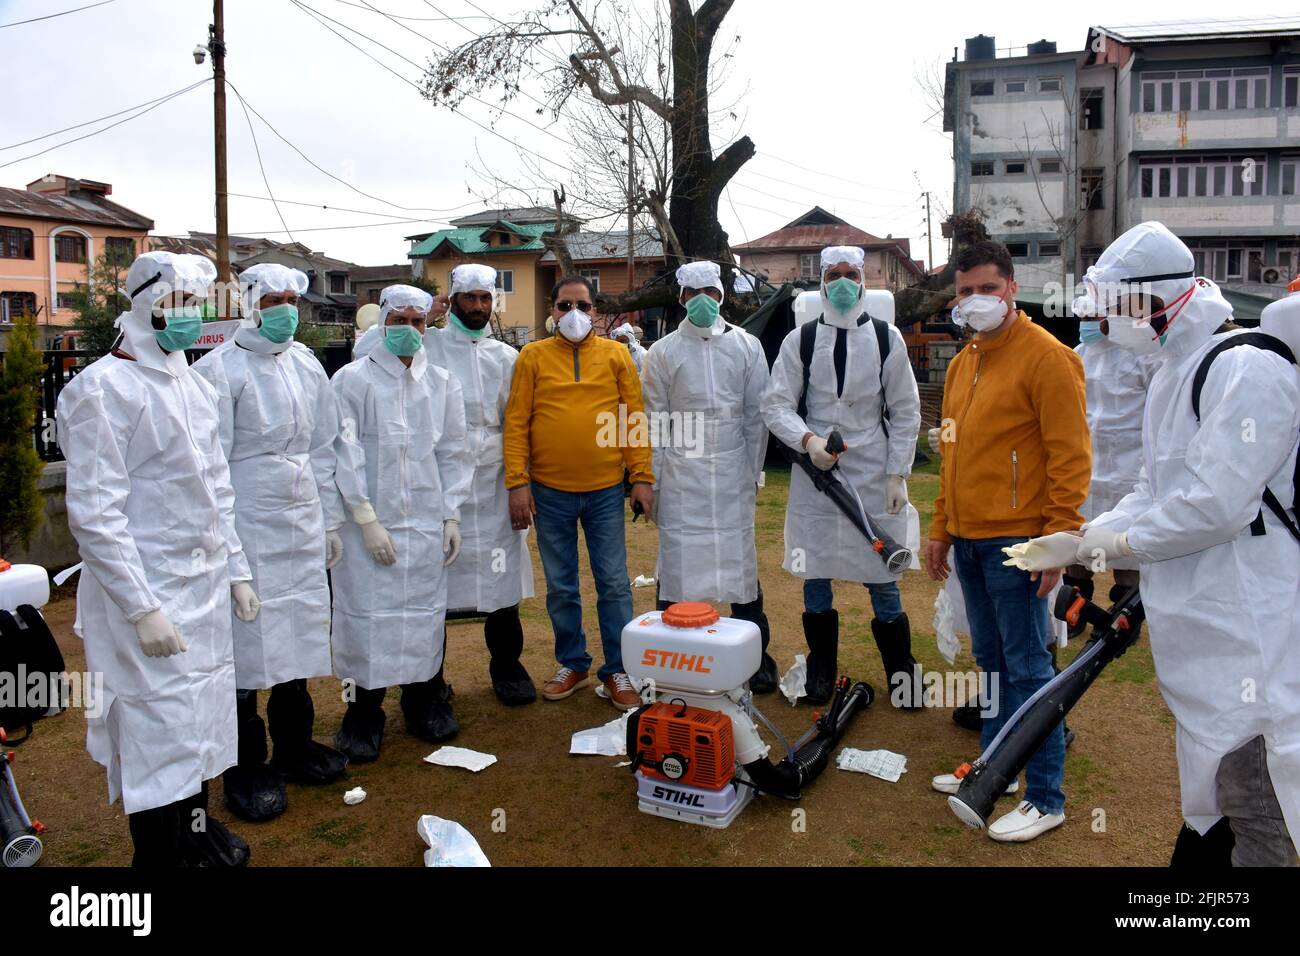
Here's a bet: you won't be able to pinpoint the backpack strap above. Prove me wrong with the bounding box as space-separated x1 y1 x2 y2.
1191 332 1300 543
872 316 892 440
796 318 819 421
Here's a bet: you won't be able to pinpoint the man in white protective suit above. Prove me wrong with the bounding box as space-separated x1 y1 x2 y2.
330 285 473 761
641 260 777 691
425 263 537 706
762 246 923 708
193 263 349 823
610 321 648 373
1006 221 1300 866
56 251 257 866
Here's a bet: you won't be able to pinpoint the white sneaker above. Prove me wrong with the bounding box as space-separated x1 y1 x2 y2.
931 773 1019 796
987 800 1065 843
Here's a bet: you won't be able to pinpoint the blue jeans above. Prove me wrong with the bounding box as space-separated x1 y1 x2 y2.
803 579 903 622
531 481 632 680
952 536 1065 815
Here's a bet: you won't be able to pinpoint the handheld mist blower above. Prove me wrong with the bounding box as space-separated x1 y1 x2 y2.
0 727 44 867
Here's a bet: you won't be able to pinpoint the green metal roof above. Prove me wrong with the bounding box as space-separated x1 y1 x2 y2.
407 222 552 258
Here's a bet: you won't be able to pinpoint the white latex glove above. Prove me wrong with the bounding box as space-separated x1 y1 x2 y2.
443 518 461 567
135 609 187 658
886 475 908 515
927 427 942 455
805 434 839 471
1001 532 1082 572
325 529 344 570
1074 527 1132 567
360 519 396 566
232 581 260 623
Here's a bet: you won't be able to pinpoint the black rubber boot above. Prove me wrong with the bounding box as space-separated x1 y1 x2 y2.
268 679 348 784
802 609 838 705
871 613 924 710
335 685 387 763
181 782 250 867
223 689 288 821
128 801 182 867
952 703 982 731
734 586 778 694
485 606 536 706
401 670 459 743
1062 573 1095 639
1170 818 1235 868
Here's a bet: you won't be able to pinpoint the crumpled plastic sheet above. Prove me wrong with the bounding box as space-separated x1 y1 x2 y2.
570 712 631 756
836 747 908 782
422 746 497 772
343 786 367 805
933 586 961 666
779 654 807 706
632 574 656 588
417 815 490 867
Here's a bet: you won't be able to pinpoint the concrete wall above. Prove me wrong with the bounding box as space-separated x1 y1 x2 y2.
3 461 80 573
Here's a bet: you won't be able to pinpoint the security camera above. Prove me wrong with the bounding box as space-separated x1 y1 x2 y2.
193 44 208 65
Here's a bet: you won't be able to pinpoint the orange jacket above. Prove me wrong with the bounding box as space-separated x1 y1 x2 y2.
931 312 1091 543
504 332 654 492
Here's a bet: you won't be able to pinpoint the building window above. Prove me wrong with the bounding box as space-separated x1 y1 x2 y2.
1005 242 1029 258
1039 241 1062 257
1038 159 1062 174
1 226 34 260
1139 155 1265 198
1005 80 1025 94
368 289 380 304
54 233 87 263
1 291 38 319
1039 77 1061 93
1141 67 1269 113
329 273 347 294
971 160 994 177
1287 68 1299 109
1189 242 1265 283
1079 88 1104 130
578 268 601 293
495 269 514 294
105 236 134 265
56 292 80 310
1004 160 1026 175
1079 244 1103 272
1283 158 1298 196
1080 168 1104 210
799 253 819 278
970 80 994 97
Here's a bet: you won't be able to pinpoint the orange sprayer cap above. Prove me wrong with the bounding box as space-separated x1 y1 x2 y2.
661 602 720 629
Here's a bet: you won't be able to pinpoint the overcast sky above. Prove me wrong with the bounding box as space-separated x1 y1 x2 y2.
0 0 1253 270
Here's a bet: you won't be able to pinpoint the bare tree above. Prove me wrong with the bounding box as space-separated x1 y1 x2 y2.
421 0 751 312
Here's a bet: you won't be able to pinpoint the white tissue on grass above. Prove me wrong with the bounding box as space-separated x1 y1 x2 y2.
632 574 656 587
417 815 490 867
343 786 367 805
570 712 631 756
836 748 908 782
933 587 960 666
779 654 807 706
423 746 497 772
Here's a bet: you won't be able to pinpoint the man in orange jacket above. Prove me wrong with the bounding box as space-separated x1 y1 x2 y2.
924 241 1091 843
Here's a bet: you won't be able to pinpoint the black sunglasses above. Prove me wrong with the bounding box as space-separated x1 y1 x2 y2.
555 300 593 313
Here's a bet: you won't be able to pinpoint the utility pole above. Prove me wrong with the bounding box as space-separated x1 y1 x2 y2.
924 190 934 272
626 106 636 294
211 0 231 312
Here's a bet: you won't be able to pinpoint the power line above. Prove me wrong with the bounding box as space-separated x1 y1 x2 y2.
0 0 115 29
0 79 211 170
232 89 295 245
752 151 928 196
0 81 212 152
329 0 491 21
228 191 481 221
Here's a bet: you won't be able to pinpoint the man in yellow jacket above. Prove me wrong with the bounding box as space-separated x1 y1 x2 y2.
504 275 654 710
925 241 1091 843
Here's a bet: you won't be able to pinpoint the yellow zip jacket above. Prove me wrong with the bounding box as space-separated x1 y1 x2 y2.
931 311 1091 542
504 332 654 492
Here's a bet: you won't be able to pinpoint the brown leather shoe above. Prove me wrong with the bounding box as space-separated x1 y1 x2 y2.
541 667 591 701
603 672 641 711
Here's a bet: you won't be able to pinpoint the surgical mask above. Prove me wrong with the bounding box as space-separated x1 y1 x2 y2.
1105 317 1164 354
384 324 424 357
154 306 204 352
685 293 721 327
257 303 299 343
557 309 591 342
825 277 861 313
953 294 1008 332
1078 320 1104 345
450 312 487 339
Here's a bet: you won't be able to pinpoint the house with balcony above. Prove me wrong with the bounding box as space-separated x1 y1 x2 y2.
0 174 152 344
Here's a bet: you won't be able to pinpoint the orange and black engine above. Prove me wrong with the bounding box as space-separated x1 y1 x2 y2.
627 702 735 791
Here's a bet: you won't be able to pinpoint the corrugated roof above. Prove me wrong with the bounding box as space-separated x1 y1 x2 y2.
408 223 552 258
449 206 567 227
539 231 664 262
0 185 153 230
1094 15 1300 43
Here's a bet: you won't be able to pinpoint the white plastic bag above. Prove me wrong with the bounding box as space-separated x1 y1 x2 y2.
570 712 631 756
779 654 807 706
423 746 497 772
836 747 908 782
417 815 490 867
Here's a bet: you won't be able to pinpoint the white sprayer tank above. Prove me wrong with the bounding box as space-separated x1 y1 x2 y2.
623 603 760 697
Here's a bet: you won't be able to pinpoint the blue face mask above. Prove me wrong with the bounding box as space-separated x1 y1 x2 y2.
384 324 424 357
684 293 721 327
154 306 204 352
1078 320 1104 345
257 303 299 343
825 277 861 313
